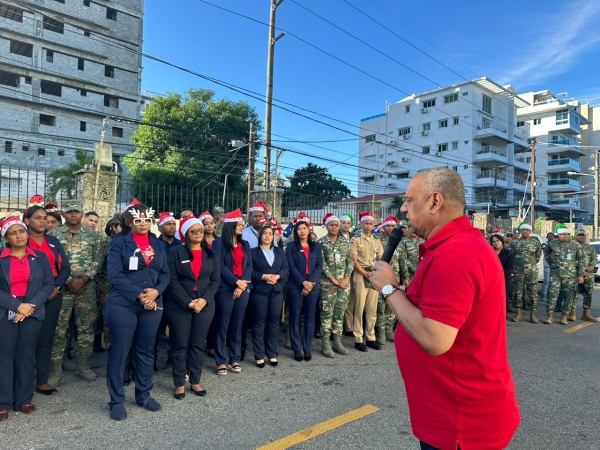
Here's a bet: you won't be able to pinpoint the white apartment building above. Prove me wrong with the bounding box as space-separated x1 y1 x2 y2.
357 77 531 216
517 91 589 221
579 103 600 222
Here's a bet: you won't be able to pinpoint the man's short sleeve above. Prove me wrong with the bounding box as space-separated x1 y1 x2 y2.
419 250 478 329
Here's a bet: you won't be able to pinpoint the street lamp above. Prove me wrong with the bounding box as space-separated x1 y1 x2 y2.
568 167 598 239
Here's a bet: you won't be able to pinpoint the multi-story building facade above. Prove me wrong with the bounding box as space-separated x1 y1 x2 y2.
517 91 589 221
0 0 143 201
579 104 600 223
357 77 530 216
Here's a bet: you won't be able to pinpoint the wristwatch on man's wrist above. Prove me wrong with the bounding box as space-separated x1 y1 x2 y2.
381 284 400 299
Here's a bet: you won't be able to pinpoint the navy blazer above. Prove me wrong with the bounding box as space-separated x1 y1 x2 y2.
107 233 170 307
28 234 71 288
286 241 323 288
167 245 220 310
0 250 55 321
251 246 289 294
212 238 253 293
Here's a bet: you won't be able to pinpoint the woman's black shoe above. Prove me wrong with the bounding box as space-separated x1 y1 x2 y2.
190 386 207 397
123 377 131 386
173 389 185 400
269 359 278 367
303 352 312 362
256 360 265 368
35 387 57 396
294 351 303 361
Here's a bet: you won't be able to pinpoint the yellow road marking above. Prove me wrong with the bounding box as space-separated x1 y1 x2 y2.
564 320 599 334
256 404 380 450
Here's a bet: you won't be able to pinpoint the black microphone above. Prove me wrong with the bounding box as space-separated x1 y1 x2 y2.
381 228 403 263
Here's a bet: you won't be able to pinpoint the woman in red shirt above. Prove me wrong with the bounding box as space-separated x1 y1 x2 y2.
166 217 220 399
0 216 54 422
24 204 71 396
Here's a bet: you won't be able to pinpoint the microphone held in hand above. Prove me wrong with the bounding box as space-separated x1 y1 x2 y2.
381 228 404 263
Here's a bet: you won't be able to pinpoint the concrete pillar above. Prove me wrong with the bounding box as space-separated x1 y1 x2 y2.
251 186 284 221
74 169 118 229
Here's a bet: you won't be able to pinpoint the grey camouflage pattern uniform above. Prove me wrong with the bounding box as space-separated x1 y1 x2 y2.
511 238 542 310
576 241 596 311
376 234 410 331
544 239 584 313
401 237 424 279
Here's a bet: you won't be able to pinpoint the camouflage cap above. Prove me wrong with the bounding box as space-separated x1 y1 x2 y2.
212 206 224 214
62 198 82 212
399 220 409 228
486 226 494 233
576 228 586 236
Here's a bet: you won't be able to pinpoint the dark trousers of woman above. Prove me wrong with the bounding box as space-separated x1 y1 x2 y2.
0 311 43 410
166 302 215 387
288 286 319 353
35 293 62 386
106 302 162 407
250 290 283 360
505 277 513 308
215 289 249 366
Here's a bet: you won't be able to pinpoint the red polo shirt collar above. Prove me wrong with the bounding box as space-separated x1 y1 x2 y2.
421 216 472 251
0 247 37 258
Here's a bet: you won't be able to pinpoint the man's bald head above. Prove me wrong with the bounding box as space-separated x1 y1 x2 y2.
415 167 465 210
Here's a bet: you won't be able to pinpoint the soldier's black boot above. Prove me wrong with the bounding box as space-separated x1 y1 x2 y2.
511 308 522 322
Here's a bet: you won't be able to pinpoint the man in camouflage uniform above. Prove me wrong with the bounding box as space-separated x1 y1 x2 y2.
574 229 598 322
543 224 585 325
318 214 353 357
511 222 542 323
376 217 410 345
213 206 225 237
401 230 424 280
94 233 111 351
48 199 106 386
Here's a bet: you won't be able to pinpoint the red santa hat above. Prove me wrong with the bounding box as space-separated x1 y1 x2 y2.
359 211 374 223
224 208 244 223
126 198 141 210
179 216 204 241
321 213 340 228
44 202 59 213
249 201 269 214
198 210 213 222
158 212 176 227
28 195 45 208
259 216 266 226
296 212 311 224
380 216 400 228
375 222 384 232
1 215 26 238
492 227 502 233
270 218 279 227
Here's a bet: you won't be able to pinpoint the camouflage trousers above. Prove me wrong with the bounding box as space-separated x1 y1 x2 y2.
376 297 396 332
95 272 112 348
546 270 576 314
319 281 350 337
577 274 595 310
513 269 539 310
51 281 97 361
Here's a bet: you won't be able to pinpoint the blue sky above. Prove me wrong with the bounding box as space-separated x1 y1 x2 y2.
141 0 600 195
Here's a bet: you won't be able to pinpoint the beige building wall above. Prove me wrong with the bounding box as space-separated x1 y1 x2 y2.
580 105 600 222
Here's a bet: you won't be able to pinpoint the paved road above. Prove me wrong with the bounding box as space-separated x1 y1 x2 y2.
3 295 600 449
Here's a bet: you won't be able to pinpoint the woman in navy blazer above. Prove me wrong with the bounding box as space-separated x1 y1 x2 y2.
250 226 288 367
0 217 54 421
166 217 220 399
212 208 252 375
106 205 170 421
24 204 71 396
286 220 323 362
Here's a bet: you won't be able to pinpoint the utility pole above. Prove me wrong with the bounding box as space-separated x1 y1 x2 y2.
530 142 536 226
264 0 286 190
595 149 599 239
247 122 255 216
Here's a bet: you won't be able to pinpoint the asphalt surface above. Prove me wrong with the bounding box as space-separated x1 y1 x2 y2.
2 291 600 450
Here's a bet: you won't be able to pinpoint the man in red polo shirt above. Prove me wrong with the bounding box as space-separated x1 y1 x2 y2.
370 167 520 450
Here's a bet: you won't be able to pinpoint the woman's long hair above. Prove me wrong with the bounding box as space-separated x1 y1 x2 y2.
293 221 315 250
221 221 243 255
184 229 213 258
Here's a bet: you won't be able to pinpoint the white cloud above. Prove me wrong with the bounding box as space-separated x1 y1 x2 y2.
496 0 600 87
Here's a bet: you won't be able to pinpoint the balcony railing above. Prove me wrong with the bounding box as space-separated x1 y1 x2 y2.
476 170 507 181
547 158 580 170
475 195 508 204
476 145 507 157
514 127 529 141
547 179 580 187
552 138 580 147
479 119 507 134
514 176 527 186
548 198 580 206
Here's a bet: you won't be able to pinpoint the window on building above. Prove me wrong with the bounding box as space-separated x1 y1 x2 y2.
41 80 62 97
453 116 459 126
422 146 430 155
0 69 20 87
112 127 123 138
104 95 119 108
83 30 91 37
105 65 115 78
533 118 541 125
80 89 87 96
363 176 375 183
24 76 31 85
482 95 492 114
0 5 24 22
438 119 448 128
80 121 87 132
43 16 64 34
54 0 65 4
517 120 525 127
444 93 458 104
22 143 29 151
365 134 376 143
9 40 33 57
395 172 409 179
556 109 568 125
422 99 436 108
464 164 469 169
452 141 458 150
452 166 458 172
84 0 90 6
38 147 45 156
58 149 65 156
39 114 56 126
4 141 13 153
398 126 411 137
78 58 85 70
405 105 410 113
46 50 54 63
438 143 448 152
422 123 430 131
106 7 117 21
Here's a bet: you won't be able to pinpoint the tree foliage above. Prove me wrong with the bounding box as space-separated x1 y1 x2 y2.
124 89 261 195
46 151 94 202
283 163 352 209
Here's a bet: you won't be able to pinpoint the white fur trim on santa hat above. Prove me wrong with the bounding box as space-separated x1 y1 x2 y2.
158 214 176 227
180 218 203 238
360 214 374 222
1 217 26 237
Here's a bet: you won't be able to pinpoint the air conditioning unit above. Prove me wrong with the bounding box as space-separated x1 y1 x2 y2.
403 134 410 140
386 160 397 166
421 107 428 113
402 157 409 163
387 183 396 188
421 130 428 136
435 152 442 157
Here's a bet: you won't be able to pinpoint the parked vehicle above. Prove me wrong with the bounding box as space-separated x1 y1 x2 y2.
587 241 600 280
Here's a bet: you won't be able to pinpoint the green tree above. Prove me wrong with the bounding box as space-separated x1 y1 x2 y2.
124 89 261 196
283 163 351 210
46 151 94 202
390 195 406 218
